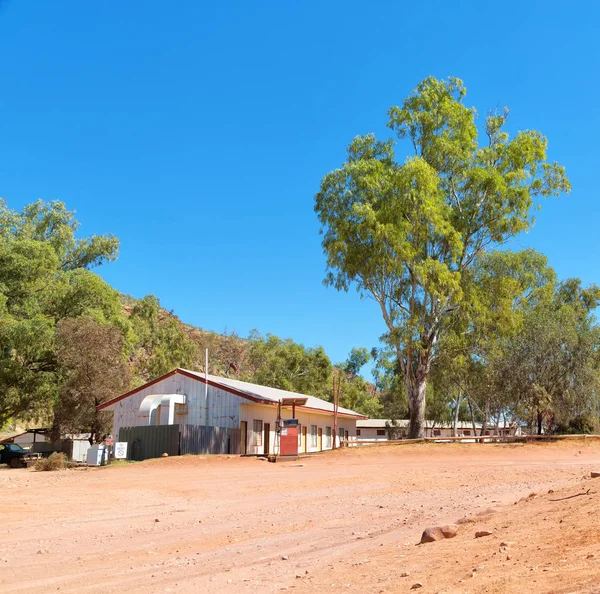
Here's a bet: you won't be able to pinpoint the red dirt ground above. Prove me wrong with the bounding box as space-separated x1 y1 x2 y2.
2 441 600 593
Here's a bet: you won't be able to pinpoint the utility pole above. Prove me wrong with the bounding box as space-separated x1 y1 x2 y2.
333 374 341 449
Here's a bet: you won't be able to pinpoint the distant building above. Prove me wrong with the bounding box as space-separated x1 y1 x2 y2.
356 419 522 441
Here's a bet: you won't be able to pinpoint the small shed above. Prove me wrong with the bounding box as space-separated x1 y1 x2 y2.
0 429 92 461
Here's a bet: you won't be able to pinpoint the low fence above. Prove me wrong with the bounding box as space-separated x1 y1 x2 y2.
119 425 180 461
345 433 600 447
118 424 241 461
180 425 240 455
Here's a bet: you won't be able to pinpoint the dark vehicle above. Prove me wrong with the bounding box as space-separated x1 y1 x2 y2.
0 443 41 468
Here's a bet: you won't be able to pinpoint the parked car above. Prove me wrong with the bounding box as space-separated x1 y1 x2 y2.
0 443 41 468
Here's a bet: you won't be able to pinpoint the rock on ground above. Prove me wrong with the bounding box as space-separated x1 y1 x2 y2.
420 524 459 543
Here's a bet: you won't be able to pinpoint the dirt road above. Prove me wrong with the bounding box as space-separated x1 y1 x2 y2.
2 441 600 593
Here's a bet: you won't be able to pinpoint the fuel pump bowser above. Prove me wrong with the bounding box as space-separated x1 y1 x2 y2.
279 418 299 456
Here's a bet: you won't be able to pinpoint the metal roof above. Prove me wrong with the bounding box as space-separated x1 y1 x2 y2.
181 370 365 418
98 368 366 418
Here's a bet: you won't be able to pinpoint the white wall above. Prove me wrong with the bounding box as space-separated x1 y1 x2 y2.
356 427 390 442
71 440 91 462
105 374 242 439
240 403 356 455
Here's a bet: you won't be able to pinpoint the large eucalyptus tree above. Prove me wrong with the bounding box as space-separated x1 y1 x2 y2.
315 77 570 437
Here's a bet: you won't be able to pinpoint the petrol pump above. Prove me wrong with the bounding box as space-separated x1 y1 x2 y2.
279 419 299 456
276 397 307 459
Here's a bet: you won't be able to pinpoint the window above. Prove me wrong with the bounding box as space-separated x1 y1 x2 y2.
310 425 318 448
464 430 471 436
376 429 386 436
325 427 332 448
434 429 441 436
298 424 302 446
356 429 361 436
253 420 263 446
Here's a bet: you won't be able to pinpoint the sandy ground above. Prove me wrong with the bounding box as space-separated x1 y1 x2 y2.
2 442 600 593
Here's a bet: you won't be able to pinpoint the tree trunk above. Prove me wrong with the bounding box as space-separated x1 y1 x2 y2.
407 377 427 439
452 392 461 437
50 415 61 443
537 410 543 435
480 402 489 437
467 398 477 436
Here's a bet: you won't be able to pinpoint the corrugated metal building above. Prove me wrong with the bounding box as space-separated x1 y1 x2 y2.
98 368 365 456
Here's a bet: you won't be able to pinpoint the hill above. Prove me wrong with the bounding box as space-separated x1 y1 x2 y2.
119 293 383 418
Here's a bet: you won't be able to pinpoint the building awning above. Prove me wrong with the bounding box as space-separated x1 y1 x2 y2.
280 398 308 406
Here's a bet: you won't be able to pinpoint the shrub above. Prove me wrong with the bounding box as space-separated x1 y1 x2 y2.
554 414 598 435
35 452 75 471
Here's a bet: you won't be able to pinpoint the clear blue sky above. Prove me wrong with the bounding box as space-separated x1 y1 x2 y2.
1 1 598 373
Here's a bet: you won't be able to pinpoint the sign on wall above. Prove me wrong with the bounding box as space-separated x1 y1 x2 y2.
114 442 128 459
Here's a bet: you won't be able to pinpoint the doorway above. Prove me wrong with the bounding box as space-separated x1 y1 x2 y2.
240 421 247 455
264 423 270 455
318 428 323 451
302 426 307 453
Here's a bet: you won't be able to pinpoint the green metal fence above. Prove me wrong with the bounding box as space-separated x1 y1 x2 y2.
119 425 180 461
118 424 241 460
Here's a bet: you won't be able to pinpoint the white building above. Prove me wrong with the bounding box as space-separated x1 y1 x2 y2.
356 418 521 440
98 368 365 456
356 419 483 440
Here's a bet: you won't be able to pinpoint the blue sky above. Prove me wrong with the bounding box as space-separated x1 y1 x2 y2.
0 1 598 373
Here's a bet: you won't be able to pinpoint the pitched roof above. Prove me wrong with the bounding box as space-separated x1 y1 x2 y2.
98 368 366 419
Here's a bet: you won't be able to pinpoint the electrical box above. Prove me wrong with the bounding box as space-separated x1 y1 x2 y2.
86 444 108 466
280 419 299 457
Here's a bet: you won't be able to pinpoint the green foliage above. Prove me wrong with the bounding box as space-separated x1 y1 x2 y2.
55 316 130 443
344 347 371 376
315 76 569 437
425 382 454 429
246 331 332 398
554 413 598 435
335 370 383 418
495 279 600 434
129 295 199 382
0 200 124 429
371 348 408 420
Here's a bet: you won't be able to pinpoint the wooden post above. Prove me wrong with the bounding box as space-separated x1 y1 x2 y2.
333 376 337 450
333 375 340 449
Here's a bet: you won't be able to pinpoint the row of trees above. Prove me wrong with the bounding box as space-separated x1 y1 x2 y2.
372 251 600 435
0 199 380 441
